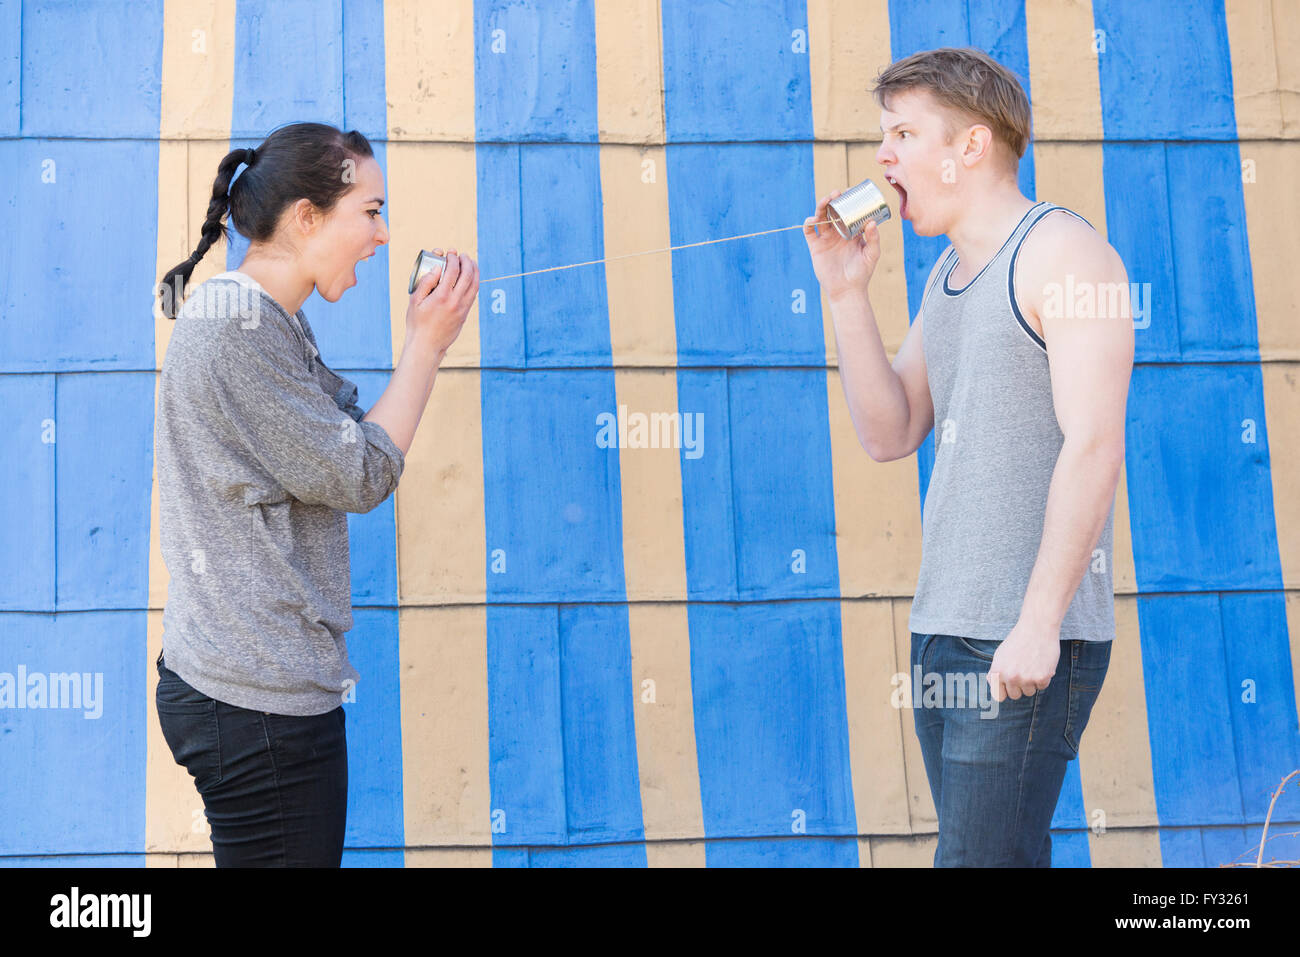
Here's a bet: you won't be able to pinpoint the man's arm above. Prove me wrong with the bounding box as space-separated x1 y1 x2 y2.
1017 214 1134 636
804 193 936 462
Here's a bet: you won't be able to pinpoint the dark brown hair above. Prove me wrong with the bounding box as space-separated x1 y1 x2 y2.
158 122 374 318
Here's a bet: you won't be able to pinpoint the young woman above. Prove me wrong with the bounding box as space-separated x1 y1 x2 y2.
153 122 479 866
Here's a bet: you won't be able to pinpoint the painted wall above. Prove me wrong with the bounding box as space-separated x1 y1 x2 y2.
1 0 1298 867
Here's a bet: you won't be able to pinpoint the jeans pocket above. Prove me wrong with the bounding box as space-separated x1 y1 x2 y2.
1063 640 1112 757
952 634 998 662
156 675 223 791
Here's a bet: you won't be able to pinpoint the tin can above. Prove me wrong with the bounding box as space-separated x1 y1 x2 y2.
408 249 447 294
826 179 891 239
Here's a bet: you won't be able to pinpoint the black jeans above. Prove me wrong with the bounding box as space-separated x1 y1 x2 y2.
155 652 348 867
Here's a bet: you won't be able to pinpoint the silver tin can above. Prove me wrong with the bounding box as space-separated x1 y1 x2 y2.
826 179 891 239
408 249 447 294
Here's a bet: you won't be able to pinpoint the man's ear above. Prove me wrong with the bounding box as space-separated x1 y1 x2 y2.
960 124 995 168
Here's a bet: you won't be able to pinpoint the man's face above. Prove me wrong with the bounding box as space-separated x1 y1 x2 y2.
875 88 967 237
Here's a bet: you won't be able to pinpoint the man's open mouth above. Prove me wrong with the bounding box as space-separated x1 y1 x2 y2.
886 174 909 218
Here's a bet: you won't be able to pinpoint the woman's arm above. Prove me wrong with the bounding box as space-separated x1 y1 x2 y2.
362 250 480 454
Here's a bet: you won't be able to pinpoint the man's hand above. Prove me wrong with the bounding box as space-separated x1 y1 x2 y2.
987 620 1061 702
803 190 882 299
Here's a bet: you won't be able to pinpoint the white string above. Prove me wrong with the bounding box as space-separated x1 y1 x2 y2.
474 219 835 284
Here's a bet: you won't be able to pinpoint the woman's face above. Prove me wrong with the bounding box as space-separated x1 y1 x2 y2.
306 156 389 302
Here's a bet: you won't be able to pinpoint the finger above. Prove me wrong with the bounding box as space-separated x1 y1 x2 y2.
437 251 462 291
803 214 819 240
414 263 442 300
451 253 474 292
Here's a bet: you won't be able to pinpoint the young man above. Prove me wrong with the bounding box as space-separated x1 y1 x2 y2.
803 48 1134 866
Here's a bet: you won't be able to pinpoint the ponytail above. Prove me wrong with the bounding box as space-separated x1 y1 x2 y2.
157 146 256 319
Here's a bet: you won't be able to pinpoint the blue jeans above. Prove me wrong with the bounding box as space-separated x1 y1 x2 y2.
909 633 1111 867
154 652 348 867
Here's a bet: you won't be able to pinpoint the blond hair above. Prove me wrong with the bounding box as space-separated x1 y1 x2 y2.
873 47 1032 168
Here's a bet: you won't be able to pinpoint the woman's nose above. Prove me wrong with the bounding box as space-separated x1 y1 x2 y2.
376 218 389 245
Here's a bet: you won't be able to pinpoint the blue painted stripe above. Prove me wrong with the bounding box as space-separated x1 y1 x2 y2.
344 371 398 606
20 0 162 137
342 848 406 867
488 605 566 845
1 140 159 371
968 0 1036 199
0 0 18 136
342 0 387 142
1198 825 1253 868
705 835 859 867
231 0 344 138
486 604 644 847
1046 829 1092 868
1218 592 1300 823
1166 143 1259 361
1124 365 1282 592
56 373 154 611
0 611 146 855
0 854 146 867
494 843 648 867
1157 826 1205 866
1092 0 1236 141
661 0 812 142
474 0 598 142
1050 756 1088 832
665 143 826 366
1100 144 1179 362
675 369 839 602
480 371 627 601
519 145 611 366
1136 594 1244 827
688 601 856 839
559 604 644 844
476 144 526 368
342 608 403 849
0 375 56 611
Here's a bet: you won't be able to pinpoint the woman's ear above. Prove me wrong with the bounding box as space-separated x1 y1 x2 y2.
291 196 320 236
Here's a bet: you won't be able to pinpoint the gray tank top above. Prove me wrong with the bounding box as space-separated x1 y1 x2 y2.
907 201 1116 643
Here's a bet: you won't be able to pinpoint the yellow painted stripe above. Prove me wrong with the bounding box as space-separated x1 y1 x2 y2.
146 0 237 860
399 606 491 847
807 0 893 142
1079 596 1161 829
1085 827 1163 867
627 604 705 856
1238 142 1300 362
594 0 664 144
1224 0 1286 140
891 597 936 834
1024 0 1103 141
866 833 937 866
405 848 493 867
598 130 703 860
840 599 910 836
383 0 476 142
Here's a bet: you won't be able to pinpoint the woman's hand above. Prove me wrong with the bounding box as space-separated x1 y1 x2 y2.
803 191 882 300
405 247 480 357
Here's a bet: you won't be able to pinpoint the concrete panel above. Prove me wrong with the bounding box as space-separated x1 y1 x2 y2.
840 599 911 835
158 0 236 140
399 606 490 847
600 145 677 367
807 0 892 142
396 368 486 605
384 0 475 142
1079 596 1160 829
628 603 703 841
1224 0 1286 139
0 375 55 611
1025 0 1103 141
1242 143 1300 361
661 0 812 142
593 0 663 144
384 143 480 368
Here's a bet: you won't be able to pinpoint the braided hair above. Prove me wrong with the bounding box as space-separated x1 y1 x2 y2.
158 123 374 318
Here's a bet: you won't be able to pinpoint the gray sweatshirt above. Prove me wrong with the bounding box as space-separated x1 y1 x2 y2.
156 270 405 715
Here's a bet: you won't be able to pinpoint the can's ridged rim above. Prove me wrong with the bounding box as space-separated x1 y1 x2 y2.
827 179 891 239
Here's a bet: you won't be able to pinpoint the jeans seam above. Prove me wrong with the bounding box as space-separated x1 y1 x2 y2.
1064 642 1081 755
260 713 289 868
1012 687 1044 857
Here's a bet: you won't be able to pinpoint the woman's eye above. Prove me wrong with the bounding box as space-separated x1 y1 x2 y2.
368 209 381 217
